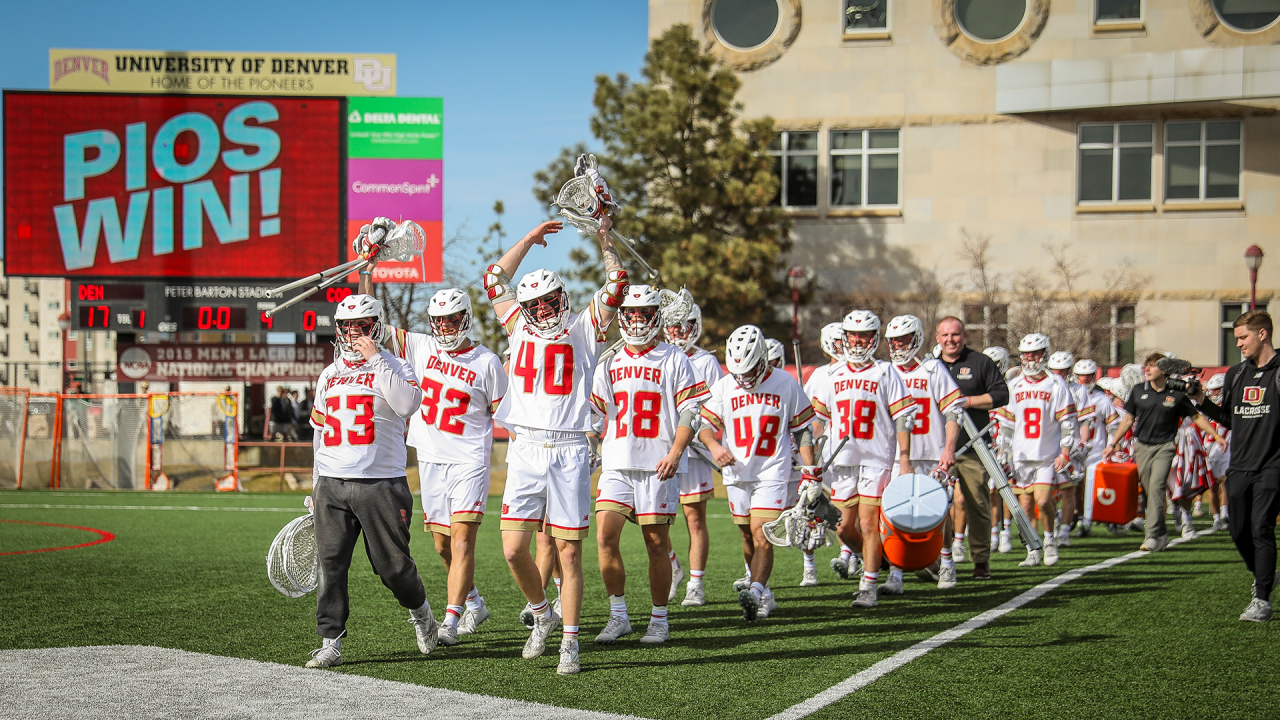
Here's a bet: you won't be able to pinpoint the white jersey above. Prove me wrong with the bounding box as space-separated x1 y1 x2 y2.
995 373 1077 464
1082 386 1119 465
591 343 709 472
494 301 608 433
700 368 814 485
810 360 916 470
385 327 507 466
1064 378 1096 442
311 352 423 479
893 359 965 462
685 346 724 464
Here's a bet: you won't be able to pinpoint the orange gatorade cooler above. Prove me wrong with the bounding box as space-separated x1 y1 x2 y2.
1093 462 1140 525
879 473 949 571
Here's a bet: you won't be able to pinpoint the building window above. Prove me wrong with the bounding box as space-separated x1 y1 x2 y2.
1091 304 1137 365
711 0 782 50
23 333 30 353
1222 302 1251 366
1078 123 1153 203
1096 0 1141 21
1213 0 1280 31
770 131 819 208
963 304 1009 350
23 305 30 324
47 301 60 310
1165 120 1242 201
830 130 900 207
844 0 888 31
955 0 1028 41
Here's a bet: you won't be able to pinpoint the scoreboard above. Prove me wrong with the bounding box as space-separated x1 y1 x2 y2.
70 280 355 334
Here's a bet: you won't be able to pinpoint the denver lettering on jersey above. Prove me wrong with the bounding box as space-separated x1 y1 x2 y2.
327 373 375 390
1015 389 1053 403
730 392 782 410
425 355 479 386
833 377 879 395
609 365 664 385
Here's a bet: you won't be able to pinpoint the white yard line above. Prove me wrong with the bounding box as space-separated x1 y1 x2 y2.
767 529 1214 720
0 503 302 512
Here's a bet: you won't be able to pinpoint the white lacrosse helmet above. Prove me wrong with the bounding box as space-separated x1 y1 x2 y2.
726 325 769 390
1073 358 1098 391
334 294 385 363
820 322 845 361
428 288 473 351
842 310 881 365
516 269 570 338
766 338 785 368
983 346 1010 375
1206 373 1226 403
1018 333 1051 376
619 284 662 346
884 315 924 365
663 302 702 351
1047 351 1076 373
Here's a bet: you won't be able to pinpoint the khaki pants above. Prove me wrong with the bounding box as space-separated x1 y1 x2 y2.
1135 441 1176 541
954 453 992 564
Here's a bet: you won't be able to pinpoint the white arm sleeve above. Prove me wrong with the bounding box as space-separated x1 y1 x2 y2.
368 352 423 418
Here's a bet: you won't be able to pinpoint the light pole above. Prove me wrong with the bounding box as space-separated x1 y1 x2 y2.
57 311 71 392
786 265 808 342
1245 245 1265 311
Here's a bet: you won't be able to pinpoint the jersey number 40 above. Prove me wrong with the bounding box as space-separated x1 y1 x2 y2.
514 342 574 395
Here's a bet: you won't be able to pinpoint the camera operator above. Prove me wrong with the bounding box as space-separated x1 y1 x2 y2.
1106 354 1225 553
1192 310 1280 623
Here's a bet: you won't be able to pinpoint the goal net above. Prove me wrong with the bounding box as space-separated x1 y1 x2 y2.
0 388 29 488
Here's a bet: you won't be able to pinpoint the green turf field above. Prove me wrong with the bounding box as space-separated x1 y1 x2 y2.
0 489 1275 720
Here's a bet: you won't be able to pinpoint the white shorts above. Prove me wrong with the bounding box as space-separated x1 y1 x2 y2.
830 465 892 507
500 430 592 540
1012 460 1056 493
419 461 489 535
911 460 939 476
678 456 716 505
726 477 791 526
596 469 679 525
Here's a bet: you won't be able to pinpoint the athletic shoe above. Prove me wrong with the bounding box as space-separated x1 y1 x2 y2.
639 621 670 644
520 603 536 630
557 638 580 675
758 593 779 619
522 608 561 659
1044 540 1060 567
830 556 852 580
881 574 904 595
1240 598 1273 622
1106 523 1128 536
916 559 940 582
738 589 760 621
1172 514 1184 534
801 566 819 587
732 575 752 592
1212 517 1228 532
682 583 706 607
409 606 439 655
1057 528 1071 547
1192 503 1204 518
458 604 490 635
1139 537 1157 551
951 540 967 563
938 564 958 589
1127 517 1145 532
1019 549 1041 567
998 530 1013 554
436 623 458 647
305 639 342 668
669 565 685 604
852 583 878 609
1182 520 1197 540
1077 519 1093 538
594 614 633 644
1152 535 1169 552
972 562 992 580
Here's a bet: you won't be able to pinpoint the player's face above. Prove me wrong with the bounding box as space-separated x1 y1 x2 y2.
1050 367 1068 377
887 335 915 358
1208 388 1224 404
621 306 658 334
846 330 876 351
338 317 377 343
1144 361 1165 382
666 321 692 341
520 290 566 326
1075 373 1095 387
1020 349 1045 369
430 310 468 337
936 319 965 357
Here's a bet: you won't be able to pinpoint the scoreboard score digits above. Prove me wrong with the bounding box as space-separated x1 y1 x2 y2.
71 281 354 334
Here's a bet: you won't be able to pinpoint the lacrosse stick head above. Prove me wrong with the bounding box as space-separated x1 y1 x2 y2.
660 289 700 350
351 220 427 263
266 499 318 598
1119 363 1144 401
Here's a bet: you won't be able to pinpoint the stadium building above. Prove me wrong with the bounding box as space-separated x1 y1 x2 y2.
650 0 1279 367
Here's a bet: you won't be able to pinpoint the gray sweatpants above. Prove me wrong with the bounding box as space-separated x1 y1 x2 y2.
314 475 426 639
1135 441 1176 541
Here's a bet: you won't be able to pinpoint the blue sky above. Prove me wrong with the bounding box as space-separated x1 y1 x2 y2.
0 0 649 279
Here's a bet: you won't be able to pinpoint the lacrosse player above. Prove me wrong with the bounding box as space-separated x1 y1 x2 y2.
1202 373 1231 531
591 285 707 644
1073 359 1120 536
482 217 626 675
884 315 966 589
809 323 865 581
358 264 506 647
995 334 1076 568
305 293 432 669
663 299 724 607
699 325 816 621
1047 351 1096 546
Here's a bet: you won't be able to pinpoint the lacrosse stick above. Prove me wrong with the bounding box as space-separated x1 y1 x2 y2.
763 482 841 550
552 154 660 282
267 496 319 598
952 419 996 460
792 338 803 375
265 220 427 318
956 412 1043 551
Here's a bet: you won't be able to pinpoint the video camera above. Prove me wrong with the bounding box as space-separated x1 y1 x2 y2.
1156 357 1202 395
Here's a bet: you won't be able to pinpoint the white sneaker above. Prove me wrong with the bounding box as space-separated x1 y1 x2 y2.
458 604 490 635
1057 528 1071 547
801 566 819 587
436 623 458 647
639 621 670 644
738 589 760 621
758 593 779 619
669 564 685 604
1043 540 1060 567
557 638 580 675
1212 517 1228 531
523 608 561 659
682 583 706 607
732 575 752 592
1182 520 1197 540
1019 549 1041 567
594 614 633 644
305 639 342 668
881 573 904 595
1241 598 1273 622
830 556 852 580
520 603 535 630
951 540 967 563
937 564 958 589
998 530 1013 554
409 606 439 655
852 582 878 608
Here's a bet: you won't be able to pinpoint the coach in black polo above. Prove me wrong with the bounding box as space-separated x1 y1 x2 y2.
1107 353 1223 552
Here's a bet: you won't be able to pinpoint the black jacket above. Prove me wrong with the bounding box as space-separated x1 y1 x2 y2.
1198 352 1280 473
940 346 1010 444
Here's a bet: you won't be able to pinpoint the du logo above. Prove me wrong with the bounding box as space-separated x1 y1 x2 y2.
1245 386 1266 405
1096 488 1116 506
352 57 392 92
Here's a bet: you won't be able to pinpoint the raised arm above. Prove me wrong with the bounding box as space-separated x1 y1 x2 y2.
593 216 625 329
483 221 564 320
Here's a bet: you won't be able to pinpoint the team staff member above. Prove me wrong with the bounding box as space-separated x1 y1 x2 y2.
935 317 1008 580
1193 310 1280 622
1106 354 1225 553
